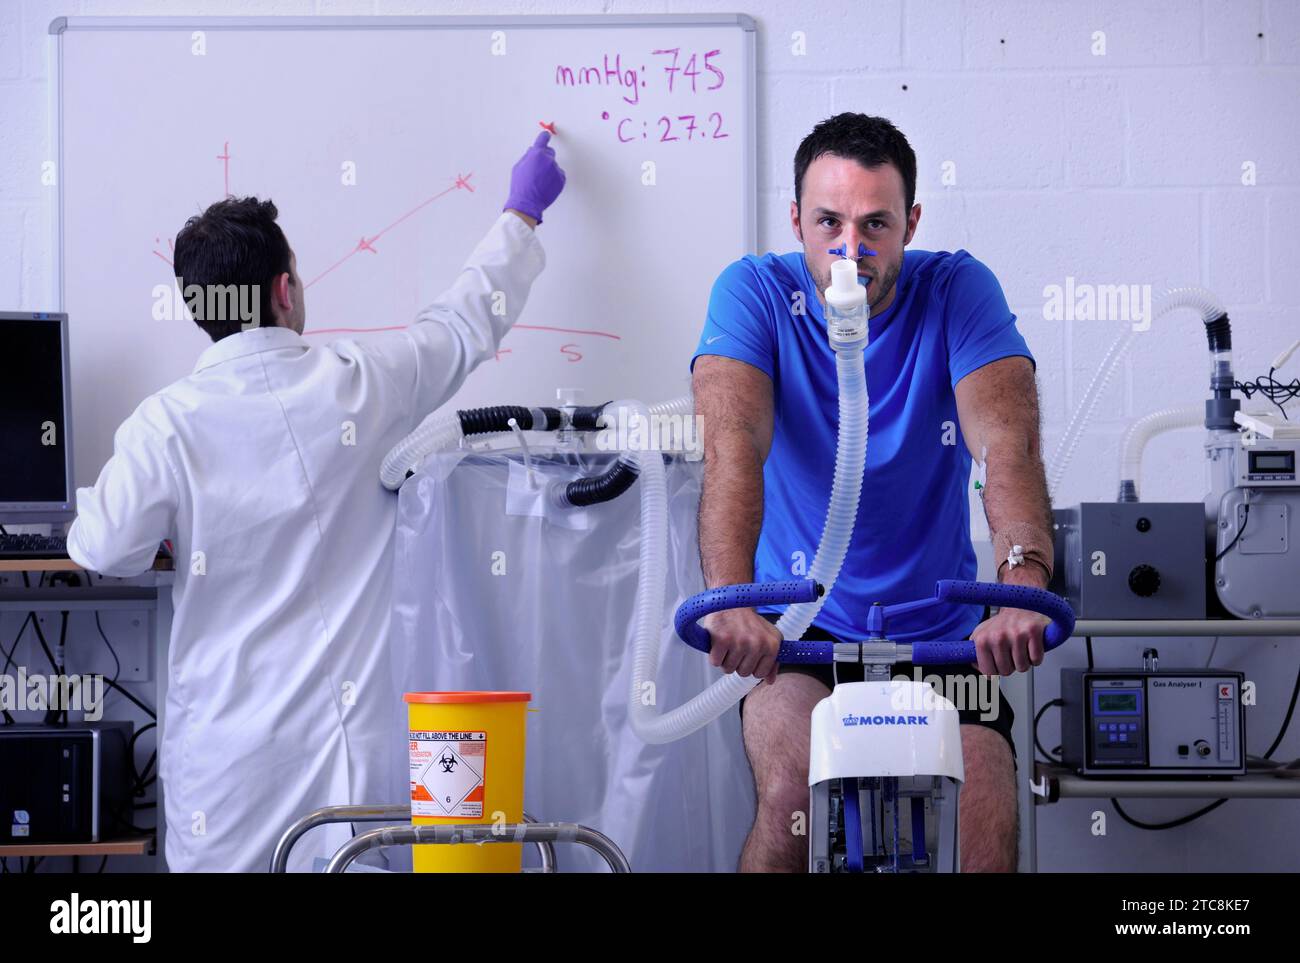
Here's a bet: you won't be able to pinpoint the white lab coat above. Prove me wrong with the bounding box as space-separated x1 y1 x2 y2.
67 213 545 872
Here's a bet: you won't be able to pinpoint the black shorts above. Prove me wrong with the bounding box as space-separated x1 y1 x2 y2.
746 609 1017 766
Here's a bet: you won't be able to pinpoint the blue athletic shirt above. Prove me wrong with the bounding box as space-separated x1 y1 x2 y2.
691 248 1034 644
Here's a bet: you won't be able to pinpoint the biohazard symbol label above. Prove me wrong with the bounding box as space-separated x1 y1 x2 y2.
419 744 483 814
409 730 486 818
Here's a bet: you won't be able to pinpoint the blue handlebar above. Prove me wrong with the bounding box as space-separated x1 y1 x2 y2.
909 580 1075 665
674 579 830 663
673 578 1075 668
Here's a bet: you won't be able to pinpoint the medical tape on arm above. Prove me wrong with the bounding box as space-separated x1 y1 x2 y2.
992 523 1054 584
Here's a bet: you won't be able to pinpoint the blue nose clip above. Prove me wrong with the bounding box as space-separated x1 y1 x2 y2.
827 243 878 258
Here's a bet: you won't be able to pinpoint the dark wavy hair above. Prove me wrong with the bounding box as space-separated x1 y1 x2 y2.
172 196 291 341
794 113 918 214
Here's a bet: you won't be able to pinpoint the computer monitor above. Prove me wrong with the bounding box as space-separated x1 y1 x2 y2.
0 312 75 525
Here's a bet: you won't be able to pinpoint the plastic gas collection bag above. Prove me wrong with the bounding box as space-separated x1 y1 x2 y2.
389 446 755 871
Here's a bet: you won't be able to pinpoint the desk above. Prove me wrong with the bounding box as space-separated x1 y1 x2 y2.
0 556 174 574
0 837 155 858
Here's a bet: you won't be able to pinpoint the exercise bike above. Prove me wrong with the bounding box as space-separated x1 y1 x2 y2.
675 578 1075 872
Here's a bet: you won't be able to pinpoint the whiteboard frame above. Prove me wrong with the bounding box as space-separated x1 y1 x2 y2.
49 14 759 313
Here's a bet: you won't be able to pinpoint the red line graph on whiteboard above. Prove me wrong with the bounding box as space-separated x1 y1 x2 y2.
305 322 621 340
151 141 478 288
152 236 175 268
304 171 476 289
303 322 622 365
149 144 619 361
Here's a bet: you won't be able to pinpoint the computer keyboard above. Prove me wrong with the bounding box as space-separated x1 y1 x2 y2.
0 532 70 559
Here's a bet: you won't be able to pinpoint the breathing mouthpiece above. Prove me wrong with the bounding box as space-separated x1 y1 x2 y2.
826 257 867 312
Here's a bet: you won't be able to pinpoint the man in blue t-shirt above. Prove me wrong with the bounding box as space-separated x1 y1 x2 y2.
691 113 1055 872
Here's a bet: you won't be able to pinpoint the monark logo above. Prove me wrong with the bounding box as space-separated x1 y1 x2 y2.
842 713 929 727
49 893 151 943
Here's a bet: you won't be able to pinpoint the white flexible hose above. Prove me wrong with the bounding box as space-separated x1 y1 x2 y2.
648 395 695 418
1048 286 1226 501
627 342 869 744
1118 405 1204 500
380 411 463 490
773 348 869 641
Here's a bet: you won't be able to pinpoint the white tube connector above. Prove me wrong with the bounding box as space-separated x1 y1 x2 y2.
824 258 869 347
1271 339 1300 373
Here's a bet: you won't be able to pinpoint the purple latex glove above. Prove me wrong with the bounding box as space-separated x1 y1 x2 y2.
503 130 566 225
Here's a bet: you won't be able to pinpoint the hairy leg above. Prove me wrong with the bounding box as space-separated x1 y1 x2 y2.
957 724 1018 872
739 671 831 872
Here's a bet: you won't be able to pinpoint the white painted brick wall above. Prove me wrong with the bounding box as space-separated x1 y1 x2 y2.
0 0 1297 872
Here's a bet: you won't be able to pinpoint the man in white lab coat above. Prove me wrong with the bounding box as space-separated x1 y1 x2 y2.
67 132 566 872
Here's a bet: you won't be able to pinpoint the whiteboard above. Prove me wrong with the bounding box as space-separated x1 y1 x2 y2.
54 15 755 486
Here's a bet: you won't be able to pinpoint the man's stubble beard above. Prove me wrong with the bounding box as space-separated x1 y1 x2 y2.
808 255 901 315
